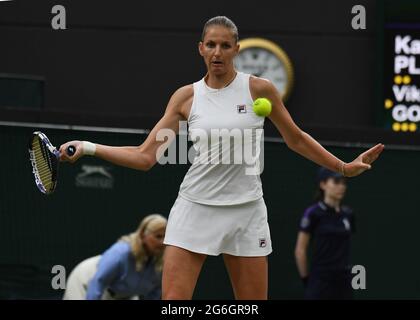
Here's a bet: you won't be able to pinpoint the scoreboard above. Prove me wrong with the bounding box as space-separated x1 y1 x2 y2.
382 1 420 133
383 25 420 133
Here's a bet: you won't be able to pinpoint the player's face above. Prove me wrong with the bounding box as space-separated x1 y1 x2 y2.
142 227 166 256
199 26 239 76
321 177 347 201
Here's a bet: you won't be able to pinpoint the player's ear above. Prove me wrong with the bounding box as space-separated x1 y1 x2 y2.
198 42 204 57
234 42 240 55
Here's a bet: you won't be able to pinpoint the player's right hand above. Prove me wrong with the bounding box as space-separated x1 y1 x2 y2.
59 140 83 163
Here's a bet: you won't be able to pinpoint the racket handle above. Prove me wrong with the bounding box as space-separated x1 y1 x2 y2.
66 145 76 156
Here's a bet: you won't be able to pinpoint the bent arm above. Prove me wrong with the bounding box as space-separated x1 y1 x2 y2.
256 79 344 173
250 77 384 176
86 251 122 300
93 111 183 171
59 85 193 171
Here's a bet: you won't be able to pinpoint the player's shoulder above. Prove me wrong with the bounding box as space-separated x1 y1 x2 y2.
166 84 194 117
172 84 194 101
249 75 276 96
175 84 194 95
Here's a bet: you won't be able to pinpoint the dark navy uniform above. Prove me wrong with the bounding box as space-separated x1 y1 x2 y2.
299 201 355 300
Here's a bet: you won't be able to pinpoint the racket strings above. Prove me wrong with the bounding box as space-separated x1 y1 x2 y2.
31 139 54 191
33 151 52 181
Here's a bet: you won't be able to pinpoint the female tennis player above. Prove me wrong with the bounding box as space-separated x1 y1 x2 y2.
59 16 384 299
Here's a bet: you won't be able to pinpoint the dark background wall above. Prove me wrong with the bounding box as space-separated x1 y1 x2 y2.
0 0 386 139
0 125 417 299
1 0 420 299
1 0 419 144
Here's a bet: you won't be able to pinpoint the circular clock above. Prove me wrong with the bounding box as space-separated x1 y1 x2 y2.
234 38 294 101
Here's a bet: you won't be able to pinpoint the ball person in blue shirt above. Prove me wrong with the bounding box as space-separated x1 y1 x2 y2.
63 214 167 300
295 168 355 300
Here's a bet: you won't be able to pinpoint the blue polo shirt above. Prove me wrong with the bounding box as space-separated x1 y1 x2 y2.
299 201 355 273
86 242 162 300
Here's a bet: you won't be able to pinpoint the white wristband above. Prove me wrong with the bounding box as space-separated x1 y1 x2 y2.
82 141 96 156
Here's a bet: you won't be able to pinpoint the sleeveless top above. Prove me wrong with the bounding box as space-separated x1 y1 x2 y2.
178 72 265 205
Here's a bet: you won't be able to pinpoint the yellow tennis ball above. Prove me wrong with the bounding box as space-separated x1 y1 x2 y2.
253 98 272 117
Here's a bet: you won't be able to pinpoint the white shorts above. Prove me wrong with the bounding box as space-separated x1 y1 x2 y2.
164 196 272 256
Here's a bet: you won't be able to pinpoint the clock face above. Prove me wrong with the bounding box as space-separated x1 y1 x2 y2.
234 38 294 101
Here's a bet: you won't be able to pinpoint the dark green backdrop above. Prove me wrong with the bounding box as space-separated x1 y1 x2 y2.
0 125 417 299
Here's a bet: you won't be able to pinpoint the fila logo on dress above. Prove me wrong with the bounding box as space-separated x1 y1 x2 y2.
237 105 247 114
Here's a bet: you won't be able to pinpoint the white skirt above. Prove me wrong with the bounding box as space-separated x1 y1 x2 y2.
164 195 272 256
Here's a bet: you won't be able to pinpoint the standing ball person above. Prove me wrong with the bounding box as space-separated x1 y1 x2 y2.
59 16 384 299
295 168 355 300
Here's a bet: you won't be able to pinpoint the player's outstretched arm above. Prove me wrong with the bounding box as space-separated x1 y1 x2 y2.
59 85 193 171
251 77 384 177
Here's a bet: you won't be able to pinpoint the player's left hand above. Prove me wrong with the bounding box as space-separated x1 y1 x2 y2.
344 143 385 177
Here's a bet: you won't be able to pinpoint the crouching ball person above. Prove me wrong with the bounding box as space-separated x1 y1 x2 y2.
59 16 384 299
63 214 167 300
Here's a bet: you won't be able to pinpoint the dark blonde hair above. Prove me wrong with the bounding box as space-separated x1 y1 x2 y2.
119 214 167 273
201 16 239 43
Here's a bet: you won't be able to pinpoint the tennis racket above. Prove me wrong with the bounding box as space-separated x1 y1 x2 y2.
28 131 75 195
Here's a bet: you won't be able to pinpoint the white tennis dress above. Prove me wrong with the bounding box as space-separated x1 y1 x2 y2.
164 72 272 256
